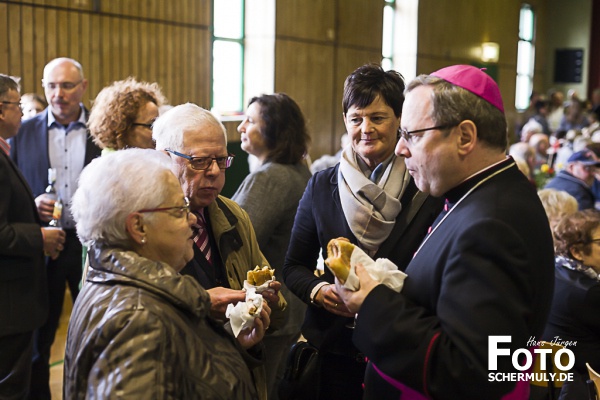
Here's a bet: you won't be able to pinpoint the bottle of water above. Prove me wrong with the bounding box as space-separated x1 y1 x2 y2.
49 197 62 227
45 168 57 201
46 168 61 227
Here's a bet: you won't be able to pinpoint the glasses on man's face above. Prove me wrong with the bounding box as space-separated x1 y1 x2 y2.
0 101 23 112
138 197 190 219
398 124 456 143
165 148 235 171
42 81 82 91
131 121 154 130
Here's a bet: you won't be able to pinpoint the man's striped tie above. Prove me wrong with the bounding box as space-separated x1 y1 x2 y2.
193 211 212 264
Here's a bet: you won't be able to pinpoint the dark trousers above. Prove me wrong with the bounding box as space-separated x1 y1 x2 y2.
319 352 366 400
0 332 34 400
28 232 81 400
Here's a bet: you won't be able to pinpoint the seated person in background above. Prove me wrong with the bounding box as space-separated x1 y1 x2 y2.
586 105 600 141
545 150 600 210
20 93 47 120
520 118 544 143
233 92 312 399
64 148 270 398
547 89 565 133
537 188 578 232
508 141 535 182
558 98 589 133
88 76 166 153
529 132 550 169
529 98 551 135
543 209 600 400
310 133 350 174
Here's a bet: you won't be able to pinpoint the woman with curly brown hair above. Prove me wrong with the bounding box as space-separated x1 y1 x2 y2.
88 77 167 152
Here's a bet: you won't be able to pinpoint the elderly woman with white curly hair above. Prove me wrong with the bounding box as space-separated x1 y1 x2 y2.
63 148 270 399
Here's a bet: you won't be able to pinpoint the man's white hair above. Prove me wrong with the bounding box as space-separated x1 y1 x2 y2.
152 102 227 152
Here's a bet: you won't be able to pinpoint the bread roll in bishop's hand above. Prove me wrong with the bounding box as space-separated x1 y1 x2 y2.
324 237 356 284
247 266 275 286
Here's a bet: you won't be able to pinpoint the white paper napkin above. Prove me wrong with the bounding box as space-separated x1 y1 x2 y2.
344 246 407 293
225 288 264 337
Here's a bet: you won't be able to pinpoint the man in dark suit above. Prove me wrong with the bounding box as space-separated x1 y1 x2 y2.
9 58 101 399
0 75 65 399
337 65 555 399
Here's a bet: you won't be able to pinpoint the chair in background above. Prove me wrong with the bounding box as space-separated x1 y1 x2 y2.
587 363 600 400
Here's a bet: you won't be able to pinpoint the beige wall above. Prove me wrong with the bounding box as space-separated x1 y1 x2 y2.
0 0 593 160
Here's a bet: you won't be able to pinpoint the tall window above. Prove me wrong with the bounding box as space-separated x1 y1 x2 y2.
212 0 244 114
515 4 536 111
382 0 395 71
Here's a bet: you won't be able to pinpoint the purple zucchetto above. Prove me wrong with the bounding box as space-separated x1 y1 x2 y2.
431 65 505 114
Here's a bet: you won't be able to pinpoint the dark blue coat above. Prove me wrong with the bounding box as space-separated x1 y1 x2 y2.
283 164 443 355
545 170 594 210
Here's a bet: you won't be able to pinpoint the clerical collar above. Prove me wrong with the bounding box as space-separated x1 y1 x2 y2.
444 157 514 205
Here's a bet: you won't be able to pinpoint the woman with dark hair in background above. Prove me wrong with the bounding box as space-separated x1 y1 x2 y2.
233 93 312 400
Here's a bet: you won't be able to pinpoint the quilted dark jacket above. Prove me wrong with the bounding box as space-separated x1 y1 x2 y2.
63 246 260 399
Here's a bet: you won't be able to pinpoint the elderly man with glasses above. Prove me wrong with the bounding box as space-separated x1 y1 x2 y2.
8 57 101 399
153 103 286 400
545 150 600 210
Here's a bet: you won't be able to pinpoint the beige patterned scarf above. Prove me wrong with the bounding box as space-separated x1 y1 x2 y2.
338 146 410 254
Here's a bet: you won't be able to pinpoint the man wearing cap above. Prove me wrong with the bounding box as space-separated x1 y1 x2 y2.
336 65 554 399
544 150 600 210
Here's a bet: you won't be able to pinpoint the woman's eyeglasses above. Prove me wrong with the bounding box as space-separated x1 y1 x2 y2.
138 197 190 219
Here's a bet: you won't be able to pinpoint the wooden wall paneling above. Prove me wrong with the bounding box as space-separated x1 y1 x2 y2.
331 47 385 152
275 39 335 159
55 10 69 58
196 29 211 107
45 6 57 62
337 0 383 49
87 14 101 106
140 20 154 85
0 3 8 73
181 27 192 105
100 15 111 87
171 25 182 104
68 7 81 62
197 0 211 26
276 0 335 42
33 5 46 83
79 11 90 95
21 5 35 93
121 13 132 80
129 17 140 81
111 14 122 80
156 20 168 99
8 5 22 78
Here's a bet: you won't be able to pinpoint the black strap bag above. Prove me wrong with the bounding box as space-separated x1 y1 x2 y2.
278 340 321 400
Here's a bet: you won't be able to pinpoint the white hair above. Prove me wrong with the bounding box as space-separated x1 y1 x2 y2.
71 149 173 247
152 102 227 151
